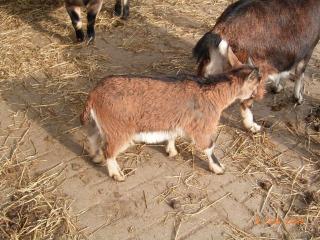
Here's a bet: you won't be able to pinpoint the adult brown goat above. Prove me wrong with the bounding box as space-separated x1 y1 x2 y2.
193 0 320 132
65 0 129 42
80 65 261 181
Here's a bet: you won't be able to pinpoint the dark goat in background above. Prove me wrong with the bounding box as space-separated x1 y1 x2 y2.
65 0 129 42
193 0 320 132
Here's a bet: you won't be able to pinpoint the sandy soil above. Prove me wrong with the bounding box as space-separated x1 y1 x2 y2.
0 0 319 239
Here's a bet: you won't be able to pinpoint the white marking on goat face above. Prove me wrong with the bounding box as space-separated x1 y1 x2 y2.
203 39 231 77
218 39 228 56
204 50 227 77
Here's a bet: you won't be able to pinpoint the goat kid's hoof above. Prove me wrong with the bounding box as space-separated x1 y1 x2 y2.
112 172 125 182
249 123 262 133
108 165 125 182
166 148 178 158
109 170 125 182
209 163 225 175
92 155 104 164
168 151 178 158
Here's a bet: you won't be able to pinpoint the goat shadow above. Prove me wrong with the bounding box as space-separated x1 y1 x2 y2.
0 0 215 173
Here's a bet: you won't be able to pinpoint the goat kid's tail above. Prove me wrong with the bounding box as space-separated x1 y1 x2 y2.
80 100 92 126
193 32 222 63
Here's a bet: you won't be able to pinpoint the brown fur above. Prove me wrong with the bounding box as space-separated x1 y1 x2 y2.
81 66 260 164
194 0 320 101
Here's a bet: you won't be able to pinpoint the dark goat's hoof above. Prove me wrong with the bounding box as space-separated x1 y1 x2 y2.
121 5 129 19
76 30 85 42
86 36 95 45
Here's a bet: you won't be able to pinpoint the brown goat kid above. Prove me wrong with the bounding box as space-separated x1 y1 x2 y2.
80 66 261 181
193 0 320 133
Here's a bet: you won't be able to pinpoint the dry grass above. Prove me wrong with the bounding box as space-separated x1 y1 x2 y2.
152 125 319 239
0 0 319 239
0 115 85 239
223 128 320 238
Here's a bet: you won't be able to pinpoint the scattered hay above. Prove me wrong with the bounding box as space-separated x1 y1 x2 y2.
0 166 85 240
225 128 320 237
306 105 320 132
0 118 85 240
0 0 319 239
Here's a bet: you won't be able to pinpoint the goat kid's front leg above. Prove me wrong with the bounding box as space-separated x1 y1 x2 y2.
114 0 129 19
204 143 225 174
166 138 178 157
66 6 85 42
240 99 261 133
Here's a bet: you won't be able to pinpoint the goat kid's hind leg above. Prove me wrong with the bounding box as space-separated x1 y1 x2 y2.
204 143 225 174
194 135 225 174
104 137 132 182
86 0 103 43
88 130 104 164
66 5 85 42
166 138 178 157
114 0 129 19
240 99 261 133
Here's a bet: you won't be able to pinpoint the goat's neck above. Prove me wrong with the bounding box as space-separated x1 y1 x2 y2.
203 81 242 111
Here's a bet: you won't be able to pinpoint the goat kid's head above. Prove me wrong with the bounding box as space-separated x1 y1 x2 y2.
238 59 262 100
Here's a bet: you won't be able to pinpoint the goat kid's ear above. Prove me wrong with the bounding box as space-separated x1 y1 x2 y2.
247 57 256 68
246 57 262 82
246 68 261 82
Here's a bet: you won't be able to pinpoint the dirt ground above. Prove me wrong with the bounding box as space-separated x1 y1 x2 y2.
0 0 320 239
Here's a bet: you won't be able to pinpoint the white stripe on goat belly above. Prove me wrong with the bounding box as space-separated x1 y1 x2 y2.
133 129 184 144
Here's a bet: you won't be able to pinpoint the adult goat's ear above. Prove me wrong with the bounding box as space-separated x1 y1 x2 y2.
227 44 242 67
218 39 242 67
